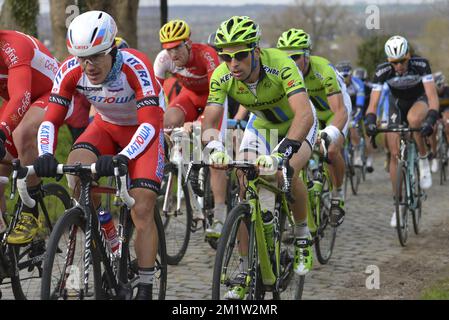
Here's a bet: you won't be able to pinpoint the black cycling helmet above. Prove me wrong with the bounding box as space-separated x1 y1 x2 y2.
335 60 352 77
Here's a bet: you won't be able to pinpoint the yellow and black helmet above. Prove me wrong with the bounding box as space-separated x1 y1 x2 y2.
160 19 191 49
115 37 129 49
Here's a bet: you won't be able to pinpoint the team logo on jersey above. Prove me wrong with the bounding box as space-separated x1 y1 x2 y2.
88 94 135 104
55 58 79 85
210 79 221 92
39 123 52 154
280 67 293 80
0 40 19 66
126 57 152 87
263 66 279 76
124 124 155 158
219 73 232 84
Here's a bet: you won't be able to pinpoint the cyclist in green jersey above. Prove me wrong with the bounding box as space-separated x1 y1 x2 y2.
277 28 350 227
201 16 318 299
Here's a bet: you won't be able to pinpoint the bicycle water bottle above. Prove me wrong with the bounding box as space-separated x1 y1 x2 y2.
99 210 119 254
262 210 275 252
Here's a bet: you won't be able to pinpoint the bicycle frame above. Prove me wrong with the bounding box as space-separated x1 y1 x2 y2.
243 173 294 287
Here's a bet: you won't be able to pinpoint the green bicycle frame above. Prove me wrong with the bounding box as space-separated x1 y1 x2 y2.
245 176 294 286
301 151 332 234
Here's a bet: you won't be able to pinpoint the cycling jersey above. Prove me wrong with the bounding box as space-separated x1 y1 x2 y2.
39 49 165 189
372 56 433 101
0 30 58 138
208 48 318 152
301 55 352 134
346 76 366 109
155 43 219 94
155 43 219 121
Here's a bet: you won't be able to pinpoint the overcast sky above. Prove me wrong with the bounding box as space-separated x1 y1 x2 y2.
0 0 436 10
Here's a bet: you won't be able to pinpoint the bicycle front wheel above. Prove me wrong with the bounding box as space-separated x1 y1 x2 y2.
158 164 192 265
212 203 252 300
40 208 102 300
412 161 422 235
395 163 409 246
314 173 337 265
9 183 71 300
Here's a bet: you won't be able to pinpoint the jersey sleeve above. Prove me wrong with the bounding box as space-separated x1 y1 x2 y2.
372 63 391 91
207 66 228 107
418 58 433 83
153 50 170 85
0 65 32 138
38 58 79 155
280 58 307 98
119 50 164 159
322 64 342 97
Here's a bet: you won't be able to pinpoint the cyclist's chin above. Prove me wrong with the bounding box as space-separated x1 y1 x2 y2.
87 73 106 85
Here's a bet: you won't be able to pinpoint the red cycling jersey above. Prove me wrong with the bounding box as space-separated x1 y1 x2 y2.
38 49 165 190
0 30 58 139
154 43 219 121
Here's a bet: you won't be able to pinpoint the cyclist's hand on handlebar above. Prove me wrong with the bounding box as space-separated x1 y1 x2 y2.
209 151 231 167
420 109 439 137
255 154 281 174
33 153 59 177
365 113 378 137
95 155 114 176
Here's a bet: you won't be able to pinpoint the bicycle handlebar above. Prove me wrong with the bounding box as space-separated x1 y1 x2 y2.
11 159 135 209
185 157 295 203
370 126 421 149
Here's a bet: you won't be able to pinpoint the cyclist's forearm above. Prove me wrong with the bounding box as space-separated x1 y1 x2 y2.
233 105 248 121
286 96 314 142
327 94 348 131
366 89 381 115
201 105 224 145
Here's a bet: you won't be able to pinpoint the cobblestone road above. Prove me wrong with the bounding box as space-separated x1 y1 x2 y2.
1 152 448 300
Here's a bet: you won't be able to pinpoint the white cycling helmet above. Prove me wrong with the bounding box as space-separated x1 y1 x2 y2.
384 35 408 60
67 11 117 57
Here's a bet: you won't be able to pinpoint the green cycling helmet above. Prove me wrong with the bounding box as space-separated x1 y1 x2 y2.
277 28 312 50
214 16 261 49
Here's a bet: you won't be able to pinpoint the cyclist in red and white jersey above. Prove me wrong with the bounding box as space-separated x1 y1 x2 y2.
155 19 219 128
155 20 229 239
0 29 61 242
33 11 165 300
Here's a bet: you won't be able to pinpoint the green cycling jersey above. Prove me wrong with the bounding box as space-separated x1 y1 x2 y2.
302 55 343 122
207 48 306 136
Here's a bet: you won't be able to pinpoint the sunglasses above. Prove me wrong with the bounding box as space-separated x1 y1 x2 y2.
77 47 113 67
390 58 408 65
219 48 253 62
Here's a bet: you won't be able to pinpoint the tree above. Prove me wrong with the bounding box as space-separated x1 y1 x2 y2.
49 0 139 61
0 0 40 37
264 0 348 55
84 0 139 48
356 35 391 78
417 17 449 77
50 0 76 61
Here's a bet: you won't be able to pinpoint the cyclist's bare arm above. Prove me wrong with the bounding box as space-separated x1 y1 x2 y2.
327 93 348 131
423 81 440 112
286 91 314 141
234 105 248 121
366 88 382 115
201 105 224 144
